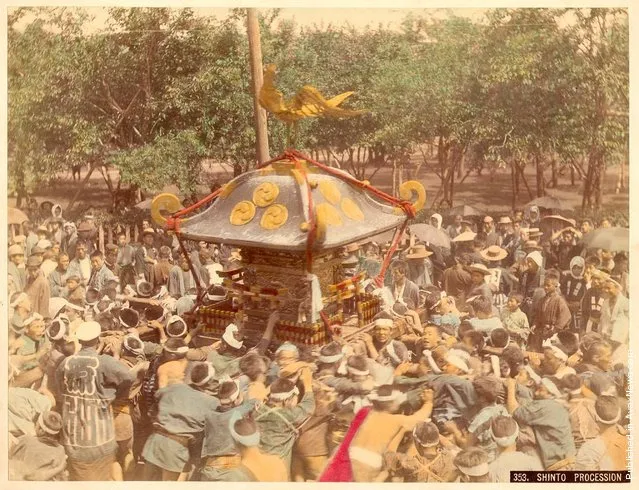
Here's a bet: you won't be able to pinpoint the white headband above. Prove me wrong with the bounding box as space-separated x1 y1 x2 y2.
445 352 470 373
457 462 489 477
192 362 216 386
569 388 582 396
269 385 300 401
167 315 187 337
23 313 44 327
489 423 519 447
422 350 442 374
220 381 241 404
222 323 243 349
347 366 370 376
229 413 260 447
595 407 621 425
542 338 568 362
413 427 439 447
318 352 344 363
541 377 562 398
47 320 67 341
10 292 28 308
37 413 59 435
164 344 189 354
369 390 406 403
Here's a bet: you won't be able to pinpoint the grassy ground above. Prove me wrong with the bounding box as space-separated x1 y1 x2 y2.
8 157 628 221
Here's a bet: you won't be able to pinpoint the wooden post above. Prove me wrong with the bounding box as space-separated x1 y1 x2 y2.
247 8 270 163
125 225 130 243
66 162 97 214
98 225 105 254
133 225 139 244
107 225 113 246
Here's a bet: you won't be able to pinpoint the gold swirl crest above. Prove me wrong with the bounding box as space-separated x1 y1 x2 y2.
260 204 289 230
151 193 183 226
399 181 426 213
230 201 256 225
253 182 280 207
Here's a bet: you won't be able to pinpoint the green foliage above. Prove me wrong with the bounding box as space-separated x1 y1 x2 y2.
8 7 628 212
109 130 206 196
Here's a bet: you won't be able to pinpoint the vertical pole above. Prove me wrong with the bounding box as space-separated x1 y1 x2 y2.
247 8 270 163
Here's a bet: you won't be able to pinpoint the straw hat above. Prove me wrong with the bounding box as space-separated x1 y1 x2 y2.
480 245 508 262
498 216 512 225
469 263 491 276
344 242 360 254
452 231 477 243
8 244 24 256
522 240 542 251
342 254 359 266
406 244 433 259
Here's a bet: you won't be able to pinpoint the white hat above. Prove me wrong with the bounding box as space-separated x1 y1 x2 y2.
526 251 543 268
37 239 53 250
222 323 243 349
48 297 68 319
469 263 491 275
76 321 102 342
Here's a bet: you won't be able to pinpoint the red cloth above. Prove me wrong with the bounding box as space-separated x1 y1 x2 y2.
318 406 371 482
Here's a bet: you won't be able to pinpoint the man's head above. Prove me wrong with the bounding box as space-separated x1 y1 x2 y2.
373 318 393 344
57 253 70 272
471 296 493 319
473 375 503 405
26 255 41 279
599 217 612 228
218 380 243 407
8 244 25 265
275 342 299 367
490 416 519 449
582 340 613 372
117 233 127 247
391 261 408 286
413 421 440 455
483 215 494 233
75 240 87 260
190 362 217 391
179 254 190 271
454 214 463 226
105 244 118 264
370 384 405 414
240 353 268 382
526 251 542 272
143 229 155 246
580 219 593 234
24 313 46 340
421 323 441 349
507 293 523 312
543 276 560 295
268 378 299 408
594 396 621 428
346 355 370 382
10 292 31 313
35 411 63 440
90 250 104 271
454 448 490 482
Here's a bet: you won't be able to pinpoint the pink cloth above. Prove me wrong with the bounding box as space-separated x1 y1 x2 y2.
318 406 371 482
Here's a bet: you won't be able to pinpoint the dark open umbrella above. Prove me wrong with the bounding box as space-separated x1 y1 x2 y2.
445 204 485 218
409 223 451 249
582 227 629 252
525 195 571 212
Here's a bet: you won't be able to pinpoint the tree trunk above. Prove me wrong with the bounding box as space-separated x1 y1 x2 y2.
550 158 558 188
247 8 270 164
535 155 545 197
571 164 575 186
511 161 517 211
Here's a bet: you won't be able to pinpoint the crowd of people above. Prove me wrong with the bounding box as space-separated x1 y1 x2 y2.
7 199 629 481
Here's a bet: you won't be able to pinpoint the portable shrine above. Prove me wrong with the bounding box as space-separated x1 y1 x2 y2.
151 150 425 346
